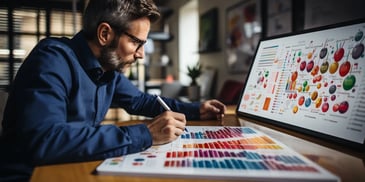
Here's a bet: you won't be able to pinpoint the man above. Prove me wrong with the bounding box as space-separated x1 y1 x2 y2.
0 0 226 181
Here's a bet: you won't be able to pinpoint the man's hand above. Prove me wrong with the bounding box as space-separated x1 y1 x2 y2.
147 111 186 145
200 99 226 120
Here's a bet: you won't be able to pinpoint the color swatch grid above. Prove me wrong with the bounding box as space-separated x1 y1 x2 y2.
182 136 282 150
180 126 256 139
163 157 317 172
164 149 317 172
97 126 339 182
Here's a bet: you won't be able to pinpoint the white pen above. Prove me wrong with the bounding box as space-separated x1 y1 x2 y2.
156 95 171 111
156 95 188 132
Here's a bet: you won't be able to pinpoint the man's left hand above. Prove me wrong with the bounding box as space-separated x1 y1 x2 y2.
200 99 226 120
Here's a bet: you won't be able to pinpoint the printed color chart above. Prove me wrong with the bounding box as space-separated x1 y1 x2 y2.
97 126 339 181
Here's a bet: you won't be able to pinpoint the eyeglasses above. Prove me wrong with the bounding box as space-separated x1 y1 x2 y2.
123 32 147 52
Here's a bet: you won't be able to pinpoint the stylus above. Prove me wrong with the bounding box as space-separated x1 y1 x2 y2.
156 95 188 132
156 95 171 111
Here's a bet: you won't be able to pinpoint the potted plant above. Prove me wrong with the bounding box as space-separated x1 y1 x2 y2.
187 62 202 85
187 62 202 101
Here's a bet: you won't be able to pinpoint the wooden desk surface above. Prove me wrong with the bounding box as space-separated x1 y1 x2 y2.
31 106 365 182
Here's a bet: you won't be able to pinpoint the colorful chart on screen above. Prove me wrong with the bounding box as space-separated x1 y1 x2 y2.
97 126 339 182
237 20 365 147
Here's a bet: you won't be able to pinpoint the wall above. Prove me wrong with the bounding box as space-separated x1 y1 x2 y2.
166 0 243 98
197 0 244 97
163 0 190 82
164 0 365 98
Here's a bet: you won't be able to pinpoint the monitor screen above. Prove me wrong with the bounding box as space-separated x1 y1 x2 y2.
237 19 365 149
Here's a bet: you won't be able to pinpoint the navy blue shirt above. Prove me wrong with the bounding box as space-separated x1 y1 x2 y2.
0 31 200 181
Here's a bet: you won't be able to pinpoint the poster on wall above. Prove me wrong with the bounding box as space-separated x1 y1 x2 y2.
304 0 365 29
266 0 292 37
225 0 262 74
199 8 219 53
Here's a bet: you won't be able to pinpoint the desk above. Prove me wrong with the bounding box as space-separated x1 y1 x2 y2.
31 107 365 182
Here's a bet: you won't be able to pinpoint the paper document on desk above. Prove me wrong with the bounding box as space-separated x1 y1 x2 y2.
96 126 339 182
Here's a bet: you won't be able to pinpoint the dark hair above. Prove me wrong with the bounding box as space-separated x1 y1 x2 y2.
82 0 160 40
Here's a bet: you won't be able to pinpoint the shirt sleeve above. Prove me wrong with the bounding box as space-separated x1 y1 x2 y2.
3 39 152 165
112 74 201 120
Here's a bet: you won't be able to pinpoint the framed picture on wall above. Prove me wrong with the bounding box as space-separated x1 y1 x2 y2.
225 0 262 74
199 8 219 53
266 0 292 37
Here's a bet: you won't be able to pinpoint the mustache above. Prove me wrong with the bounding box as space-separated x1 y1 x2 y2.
116 59 138 73
99 45 138 73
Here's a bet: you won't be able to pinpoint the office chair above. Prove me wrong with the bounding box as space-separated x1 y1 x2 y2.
217 79 244 105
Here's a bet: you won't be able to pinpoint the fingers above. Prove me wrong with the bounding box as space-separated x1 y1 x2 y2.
148 111 187 145
211 100 227 113
206 100 226 113
200 99 227 120
160 125 185 136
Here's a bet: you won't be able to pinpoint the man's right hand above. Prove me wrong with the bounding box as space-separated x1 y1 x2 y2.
147 111 186 145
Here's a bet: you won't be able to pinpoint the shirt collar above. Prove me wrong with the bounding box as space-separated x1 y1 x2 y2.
70 31 115 84
71 31 101 70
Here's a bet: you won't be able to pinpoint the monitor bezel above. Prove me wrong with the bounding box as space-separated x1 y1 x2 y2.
235 18 365 151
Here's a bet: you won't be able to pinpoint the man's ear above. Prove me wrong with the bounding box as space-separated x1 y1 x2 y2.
96 22 114 46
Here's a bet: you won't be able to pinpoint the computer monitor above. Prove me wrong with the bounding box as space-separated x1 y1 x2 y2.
237 18 365 150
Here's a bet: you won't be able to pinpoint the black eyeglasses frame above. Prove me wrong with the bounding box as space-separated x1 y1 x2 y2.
123 31 147 52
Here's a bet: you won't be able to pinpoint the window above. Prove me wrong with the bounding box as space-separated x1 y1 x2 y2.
178 0 199 86
0 6 82 90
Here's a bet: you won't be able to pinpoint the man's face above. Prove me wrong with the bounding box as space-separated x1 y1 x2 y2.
99 17 150 73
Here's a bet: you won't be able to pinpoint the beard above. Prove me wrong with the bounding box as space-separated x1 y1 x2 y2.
98 37 136 73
